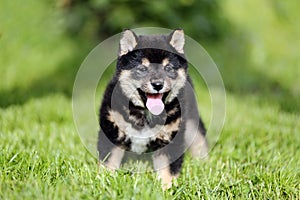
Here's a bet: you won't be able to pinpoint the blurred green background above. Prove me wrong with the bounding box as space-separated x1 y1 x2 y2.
0 0 299 112
1 0 300 198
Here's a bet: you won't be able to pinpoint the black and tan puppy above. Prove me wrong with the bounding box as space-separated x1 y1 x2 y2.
98 29 208 189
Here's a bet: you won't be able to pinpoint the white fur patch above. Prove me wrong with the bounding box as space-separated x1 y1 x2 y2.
108 110 163 154
128 125 162 154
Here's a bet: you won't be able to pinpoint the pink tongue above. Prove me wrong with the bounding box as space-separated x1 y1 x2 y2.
146 95 164 115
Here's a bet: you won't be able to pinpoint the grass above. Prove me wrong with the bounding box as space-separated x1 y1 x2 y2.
1 0 299 199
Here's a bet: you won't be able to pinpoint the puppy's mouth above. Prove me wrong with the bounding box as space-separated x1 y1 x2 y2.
137 89 169 115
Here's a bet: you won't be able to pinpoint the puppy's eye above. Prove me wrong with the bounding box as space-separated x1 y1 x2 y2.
164 65 175 72
137 65 148 72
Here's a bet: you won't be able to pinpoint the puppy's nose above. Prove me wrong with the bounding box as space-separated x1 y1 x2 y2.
151 81 164 92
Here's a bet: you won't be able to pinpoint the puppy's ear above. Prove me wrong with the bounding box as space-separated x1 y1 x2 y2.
169 29 185 54
119 29 138 56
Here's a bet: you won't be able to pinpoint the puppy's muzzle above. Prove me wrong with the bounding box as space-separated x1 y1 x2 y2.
151 81 164 92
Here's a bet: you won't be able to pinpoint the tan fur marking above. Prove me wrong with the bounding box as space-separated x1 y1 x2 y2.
105 147 125 170
153 154 176 190
156 118 180 141
108 110 127 131
162 58 169 66
159 167 173 190
163 118 180 133
107 111 125 140
107 113 116 127
142 58 150 67
167 106 179 116
119 70 144 107
185 119 209 159
166 68 187 103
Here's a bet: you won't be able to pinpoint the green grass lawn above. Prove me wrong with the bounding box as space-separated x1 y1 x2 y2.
1 0 299 199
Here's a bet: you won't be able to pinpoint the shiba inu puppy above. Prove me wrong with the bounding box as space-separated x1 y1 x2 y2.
98 29 208 189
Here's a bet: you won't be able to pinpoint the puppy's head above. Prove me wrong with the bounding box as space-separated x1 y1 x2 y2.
116 29 188 113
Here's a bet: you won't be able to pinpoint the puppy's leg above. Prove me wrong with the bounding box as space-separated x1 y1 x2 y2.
98 130 124 170
153 154 183 190
103 147 124 170
185 119 209 159
153 154 173 190
168 155 184 188
183 81 209 159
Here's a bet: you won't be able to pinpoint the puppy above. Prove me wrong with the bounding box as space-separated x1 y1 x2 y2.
98 29 208 189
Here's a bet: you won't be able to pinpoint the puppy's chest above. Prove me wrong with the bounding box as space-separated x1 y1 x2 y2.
124 125 163 154
109 110 180 154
